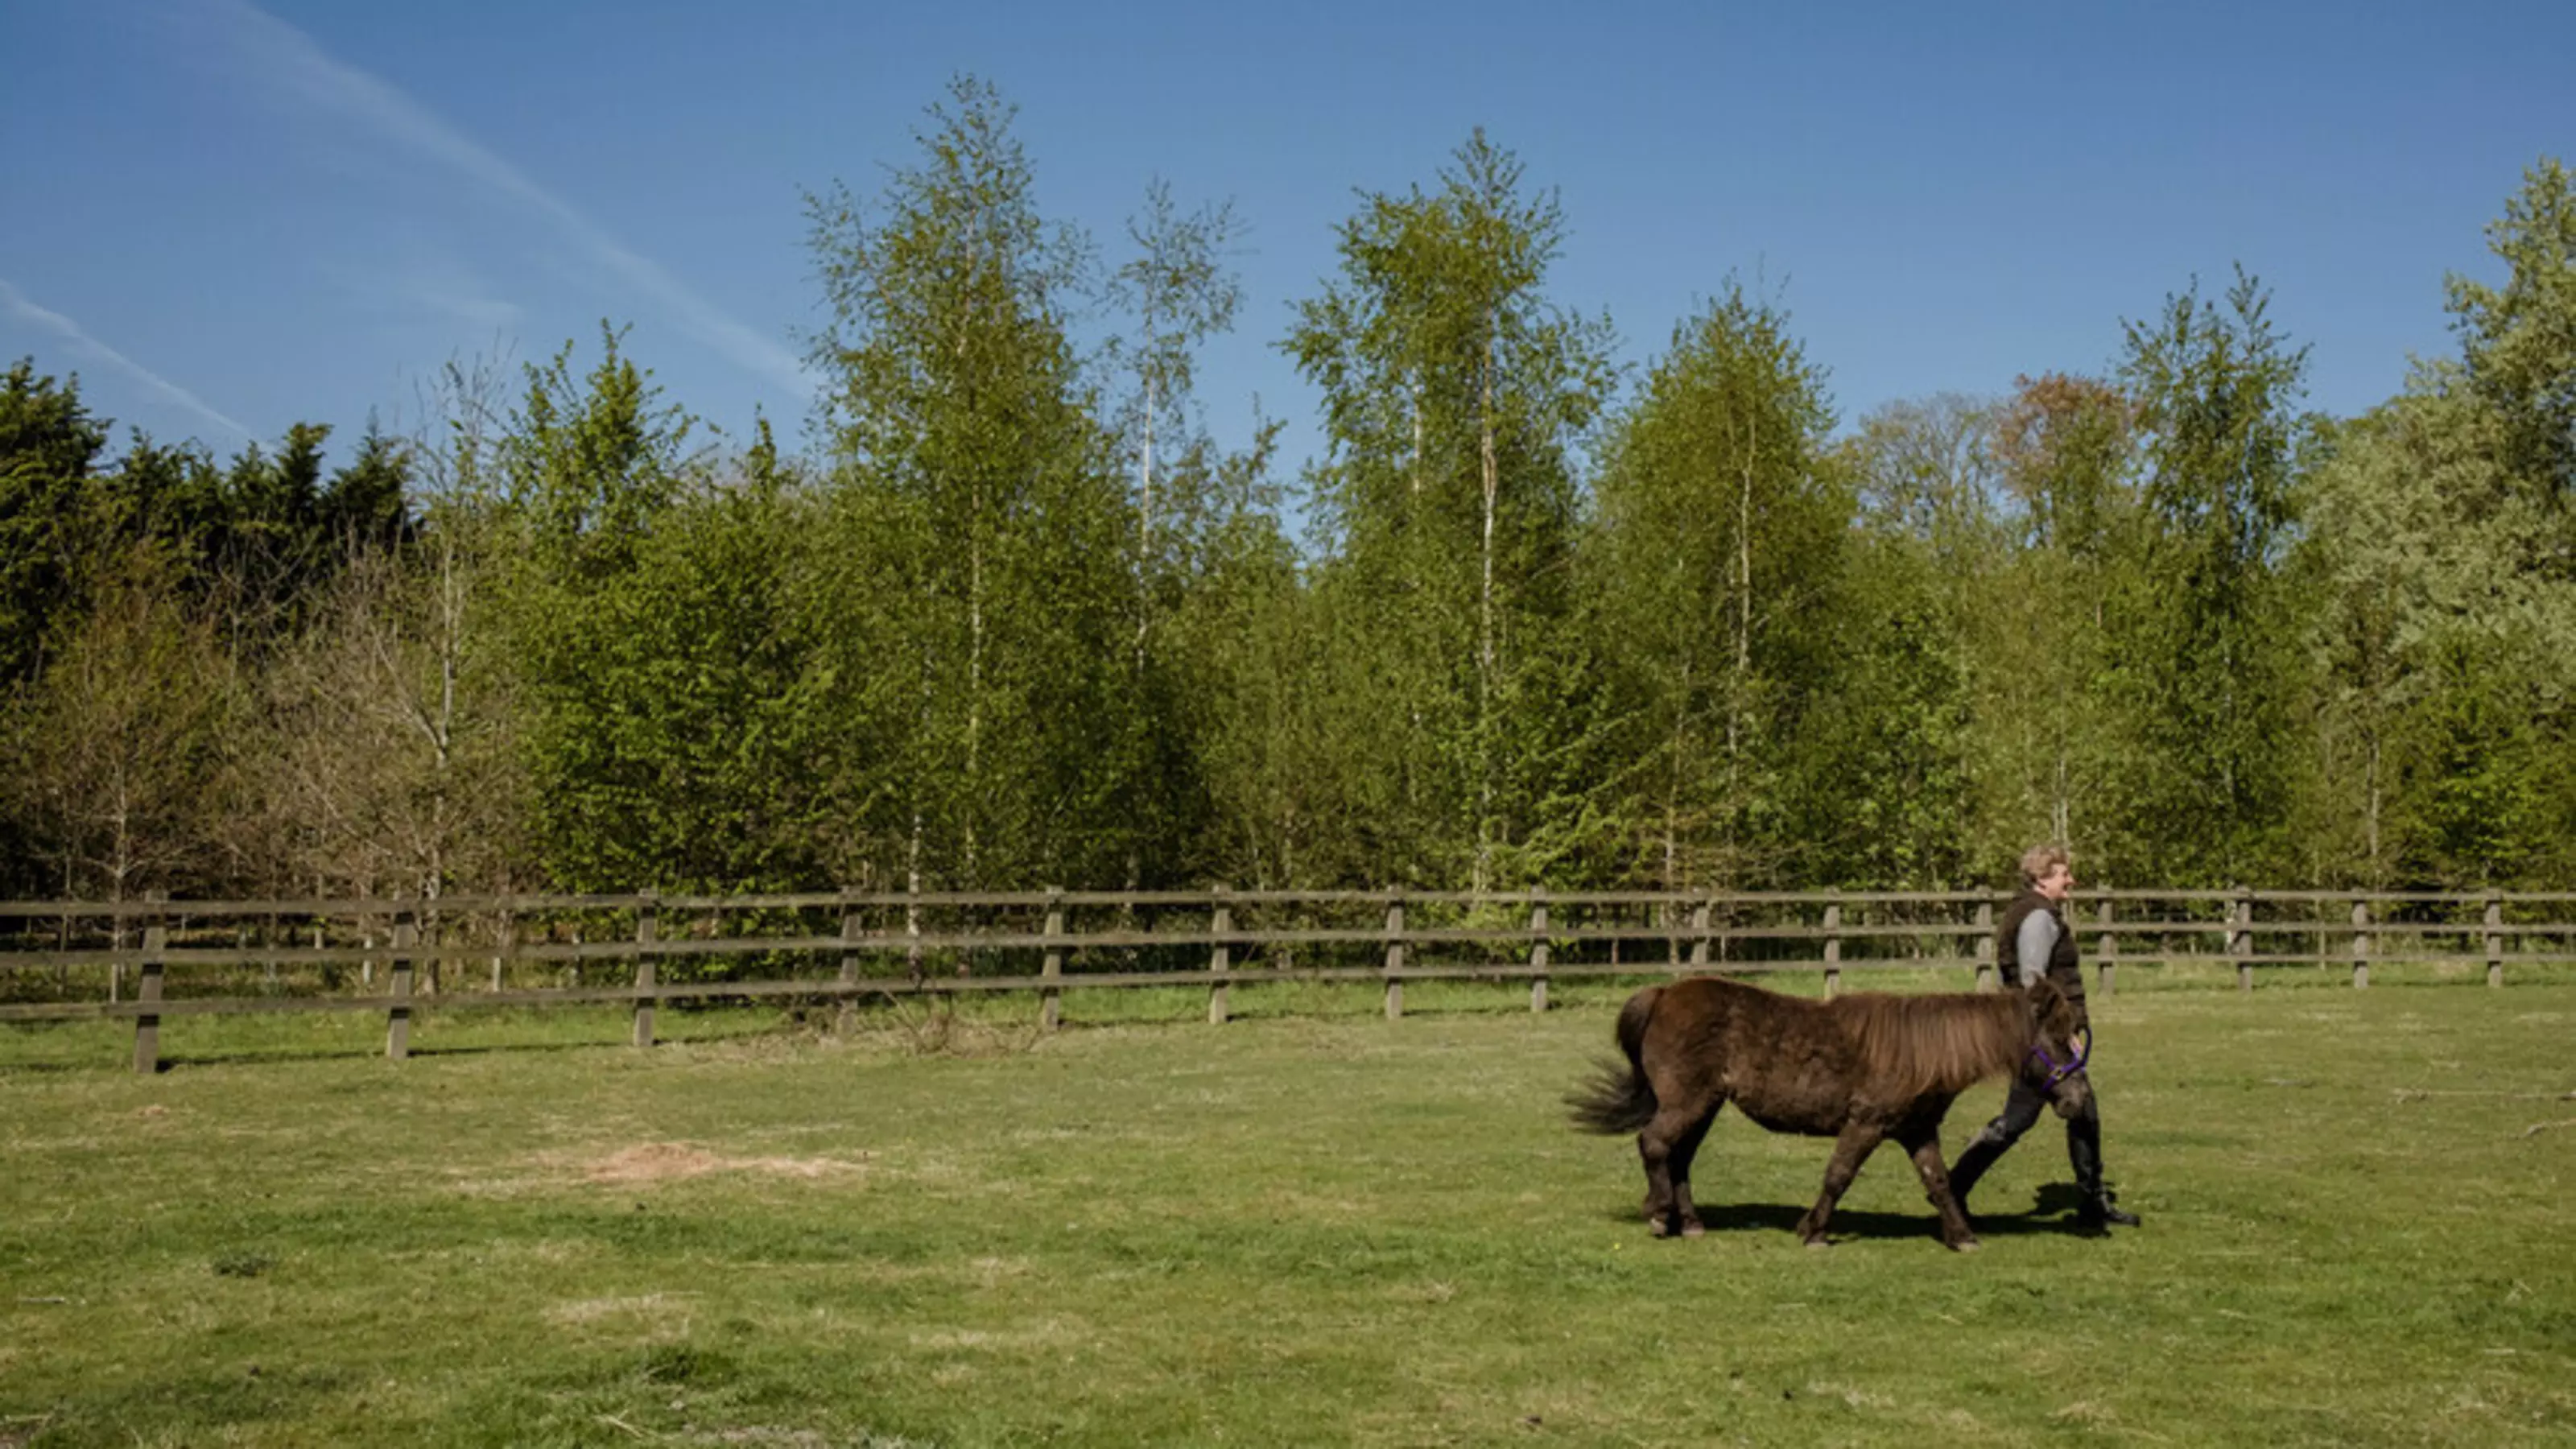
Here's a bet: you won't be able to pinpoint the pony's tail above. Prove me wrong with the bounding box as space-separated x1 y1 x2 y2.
1566 985 1662 1135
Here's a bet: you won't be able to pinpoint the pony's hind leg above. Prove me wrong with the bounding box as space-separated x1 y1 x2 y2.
1665 1106 1719 1236
1637 1098 1721 1238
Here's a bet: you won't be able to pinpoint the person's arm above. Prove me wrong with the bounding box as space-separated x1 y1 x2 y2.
2015 910 2059 988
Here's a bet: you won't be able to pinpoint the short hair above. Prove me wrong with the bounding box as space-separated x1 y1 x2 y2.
2018 843 2070 888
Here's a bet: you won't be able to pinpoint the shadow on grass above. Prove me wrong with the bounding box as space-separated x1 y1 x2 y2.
1598 1185 2110 1243
156 1037 627 1069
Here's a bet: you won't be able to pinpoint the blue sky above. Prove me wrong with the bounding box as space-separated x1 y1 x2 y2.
3 0 2570 491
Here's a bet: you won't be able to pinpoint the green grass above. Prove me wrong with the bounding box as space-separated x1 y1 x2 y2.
2 980 2571 1447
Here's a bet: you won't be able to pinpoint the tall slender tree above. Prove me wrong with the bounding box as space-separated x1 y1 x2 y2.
805 76 1137 890
1585 285 1839 888
1973 374 2144 872
2117 269 2311 882
1285 130 1616 886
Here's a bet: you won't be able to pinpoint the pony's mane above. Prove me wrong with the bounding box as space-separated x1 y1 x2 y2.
1827 989 2025 1099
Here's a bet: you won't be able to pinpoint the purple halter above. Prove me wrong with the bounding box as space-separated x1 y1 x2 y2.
2029 1026 2093 1091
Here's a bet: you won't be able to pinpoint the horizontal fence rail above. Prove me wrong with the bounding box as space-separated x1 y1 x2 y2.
2 888 2569 1071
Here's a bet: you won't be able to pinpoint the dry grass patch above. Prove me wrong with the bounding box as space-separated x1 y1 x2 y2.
546 1292 701 1329
444 1141 874 1199
582 1141 871 1185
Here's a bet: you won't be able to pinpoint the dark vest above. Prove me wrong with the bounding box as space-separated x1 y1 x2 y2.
1997 888 2083 1003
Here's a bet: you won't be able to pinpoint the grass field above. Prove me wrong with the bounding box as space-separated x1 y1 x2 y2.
2 976 2571 1447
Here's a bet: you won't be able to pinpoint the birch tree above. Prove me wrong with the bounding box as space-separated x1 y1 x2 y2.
1284 130 1614 886
1586 286 1839 889
805 76 1137 889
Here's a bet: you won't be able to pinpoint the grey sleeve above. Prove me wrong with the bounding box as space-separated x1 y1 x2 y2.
2015 911 2059 988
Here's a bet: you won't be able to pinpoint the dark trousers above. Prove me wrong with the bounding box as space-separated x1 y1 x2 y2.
1948 1073 2108 1206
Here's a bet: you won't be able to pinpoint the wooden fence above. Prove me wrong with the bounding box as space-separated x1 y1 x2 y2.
2 887 2570 1072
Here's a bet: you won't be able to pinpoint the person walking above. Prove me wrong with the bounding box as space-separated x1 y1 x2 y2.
1946 842 2141 1229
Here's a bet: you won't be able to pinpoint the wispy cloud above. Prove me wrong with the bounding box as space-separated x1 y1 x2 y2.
378 251 527 337
185 0 811 402
0 277 254 440
406 283 526 338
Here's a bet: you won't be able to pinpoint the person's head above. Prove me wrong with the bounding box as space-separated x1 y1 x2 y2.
2018 843 2074 901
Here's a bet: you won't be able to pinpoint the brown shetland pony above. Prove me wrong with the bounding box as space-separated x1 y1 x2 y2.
1569 976 2092 1250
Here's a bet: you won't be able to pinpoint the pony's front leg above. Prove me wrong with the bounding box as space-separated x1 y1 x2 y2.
1897 1123 1978 1252
1792 1122 1884 1248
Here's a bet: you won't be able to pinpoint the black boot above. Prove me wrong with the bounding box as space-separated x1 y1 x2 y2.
1947 1132 2008 1216
2066 1108 2136 1225
2077 1191 2141 1228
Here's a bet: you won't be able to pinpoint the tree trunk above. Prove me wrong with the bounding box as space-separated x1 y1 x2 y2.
1727 412 1760 878
1476 324 1500 891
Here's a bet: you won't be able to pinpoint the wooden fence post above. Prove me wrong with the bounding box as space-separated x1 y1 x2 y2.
1383 892 1406 1021
131 893 167 1075
1974 901 1996 991
1040 889 1064 1033
2351 895 2371 989
632 893 658 1048
2485 893 2504 989
492 902 515 993
2096 895 2117 997
906 877 923 984
2230 888 2252 993
386 905 415 1061
1528 890 1550 1013
1822 892 1842 1000
1688 897 1711 972
836 889 862 1034
1208 887 1232 1026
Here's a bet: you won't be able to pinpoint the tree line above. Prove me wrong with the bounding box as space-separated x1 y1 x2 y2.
5 79 2570 904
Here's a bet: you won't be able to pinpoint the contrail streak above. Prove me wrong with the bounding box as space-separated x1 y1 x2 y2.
0 277 254 441
192 0 811 402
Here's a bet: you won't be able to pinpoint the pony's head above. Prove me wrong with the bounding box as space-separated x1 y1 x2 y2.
2018 979 2094 1119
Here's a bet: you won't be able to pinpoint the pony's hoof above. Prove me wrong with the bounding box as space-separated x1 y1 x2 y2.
1680 1220 1706 1239
1949 1238 1982 1253
1648 1219 1672 1239
1802 1236 1832 1251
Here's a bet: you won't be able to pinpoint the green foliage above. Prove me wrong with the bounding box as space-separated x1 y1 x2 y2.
2 557 242 900
2295 370 2574 887
1585 284 1843 888
504 325 691 580
1962 374 2152 881
2116 269 2313 883
491 328 763 891
1101 180 1273 887
0 365 421 897
0 359 112 685
320 418 413 553
2282 158 2576 890
1285 130 1618 887
1793 522 1975 888
2446 155 2576 514
804 76 1142 890
527 473 843 894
